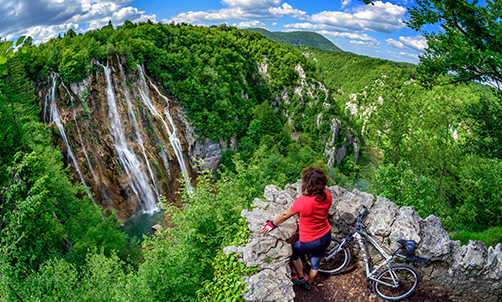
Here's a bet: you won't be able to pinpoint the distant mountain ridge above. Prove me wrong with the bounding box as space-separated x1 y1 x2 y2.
246 28 342 51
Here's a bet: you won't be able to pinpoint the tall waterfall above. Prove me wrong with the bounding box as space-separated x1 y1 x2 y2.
117 58 160 198
60 82 100 206
47 73 95 203
99 62 159 214
136 65 192 192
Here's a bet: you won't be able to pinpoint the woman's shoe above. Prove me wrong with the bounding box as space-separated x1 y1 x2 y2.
304 281 311 290
292 274 308 286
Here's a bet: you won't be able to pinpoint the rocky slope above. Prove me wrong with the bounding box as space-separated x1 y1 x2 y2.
224 182 502 302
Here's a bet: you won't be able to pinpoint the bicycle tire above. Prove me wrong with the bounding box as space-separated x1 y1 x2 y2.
372 264 420 301
305 236 351 275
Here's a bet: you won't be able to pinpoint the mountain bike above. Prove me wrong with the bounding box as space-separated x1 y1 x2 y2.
305 206 428 301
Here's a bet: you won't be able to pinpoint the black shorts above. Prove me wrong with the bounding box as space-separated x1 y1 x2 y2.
291 231 331 269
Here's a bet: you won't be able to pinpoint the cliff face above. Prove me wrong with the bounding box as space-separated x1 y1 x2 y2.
37 56 196 220
35 53 357 221
225 182 502 302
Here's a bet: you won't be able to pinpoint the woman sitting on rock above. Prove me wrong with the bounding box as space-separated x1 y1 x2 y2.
262 167 332 290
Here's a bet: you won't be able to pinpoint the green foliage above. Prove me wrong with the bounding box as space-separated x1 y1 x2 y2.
197 219 258 302
450 225 502 248
132 166 256 301
370 160 440 219
406 0 502 159
454 156 502 231
59 48 88 83
0 53 130 299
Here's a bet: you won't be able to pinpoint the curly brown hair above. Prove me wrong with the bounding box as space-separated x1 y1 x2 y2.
301 167 328 202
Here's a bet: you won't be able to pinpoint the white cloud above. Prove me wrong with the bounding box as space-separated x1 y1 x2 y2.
272 22 278 26
386 38 404 48
341 0 351 9
399 52 418 59
269 3 306 20
169 1 305 25
350 40 380 47
308 1 406 33
316 30 378 42
388 50 419 61
222 0 281 10
0 0 155 42
386 35 427 52
399 36 427 51
234 20 267 28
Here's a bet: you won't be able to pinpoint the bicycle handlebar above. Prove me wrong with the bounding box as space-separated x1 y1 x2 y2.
355 206 369 229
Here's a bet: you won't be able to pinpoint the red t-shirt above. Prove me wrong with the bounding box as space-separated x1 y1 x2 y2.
290 190 332 242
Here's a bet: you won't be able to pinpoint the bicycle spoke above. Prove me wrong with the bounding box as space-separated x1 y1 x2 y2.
373 265 419 301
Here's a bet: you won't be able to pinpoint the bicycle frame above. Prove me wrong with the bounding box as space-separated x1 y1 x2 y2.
325 228 401 288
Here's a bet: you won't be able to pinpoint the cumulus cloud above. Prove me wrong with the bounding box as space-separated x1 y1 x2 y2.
341 0 351 9
316 30 378 42
307 1 406 33
272 22 278 26
350 40 380 47
169 1 305 24
388 50 419 61
0 0 155 42
234 20 267 28
269 3 306 19
386 35 427 52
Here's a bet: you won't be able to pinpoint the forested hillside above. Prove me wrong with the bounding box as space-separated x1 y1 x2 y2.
247 28 342 51
303 47 502 242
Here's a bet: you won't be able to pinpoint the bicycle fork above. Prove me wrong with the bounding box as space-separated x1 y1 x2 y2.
354 232 372 295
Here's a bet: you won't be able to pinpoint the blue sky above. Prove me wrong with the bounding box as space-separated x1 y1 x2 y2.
1 0 430 63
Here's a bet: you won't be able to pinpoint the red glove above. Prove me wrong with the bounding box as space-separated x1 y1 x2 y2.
264 220 277 232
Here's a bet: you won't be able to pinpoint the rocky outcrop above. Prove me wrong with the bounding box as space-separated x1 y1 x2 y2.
224 182 502 302
179 107 236 172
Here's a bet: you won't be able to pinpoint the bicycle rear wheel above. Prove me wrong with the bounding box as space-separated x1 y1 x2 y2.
373 264 420 301
306 237 351 275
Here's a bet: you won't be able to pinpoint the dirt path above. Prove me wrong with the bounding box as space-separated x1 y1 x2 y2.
293 263 452 302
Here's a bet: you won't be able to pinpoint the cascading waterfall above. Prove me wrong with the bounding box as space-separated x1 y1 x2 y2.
136 64 192 192
116 58 159 198
98 62 159 214
47 73 95 204
60 82 100 206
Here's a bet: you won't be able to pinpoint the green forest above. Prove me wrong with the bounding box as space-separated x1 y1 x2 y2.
1 0 501 301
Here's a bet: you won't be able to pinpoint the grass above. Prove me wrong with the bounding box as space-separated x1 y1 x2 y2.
450 226 502 248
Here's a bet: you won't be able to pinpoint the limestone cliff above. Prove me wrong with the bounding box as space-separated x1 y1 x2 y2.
224 182 502 302
37 57 195 220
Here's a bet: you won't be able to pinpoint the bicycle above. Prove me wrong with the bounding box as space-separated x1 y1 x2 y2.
305 206 428 301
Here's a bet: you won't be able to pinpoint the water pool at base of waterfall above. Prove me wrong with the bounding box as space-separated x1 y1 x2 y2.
120 210 168 241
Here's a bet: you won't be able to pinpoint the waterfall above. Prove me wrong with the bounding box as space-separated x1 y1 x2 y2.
60 82 101 206
136 64 192 192
116 57 159 198
98 62 159 214
47 73 95 204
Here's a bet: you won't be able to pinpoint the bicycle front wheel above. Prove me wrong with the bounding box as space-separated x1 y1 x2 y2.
373 264 420 301
306 237 351 275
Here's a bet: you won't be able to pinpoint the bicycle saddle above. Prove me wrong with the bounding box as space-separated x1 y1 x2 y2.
397 238 417 251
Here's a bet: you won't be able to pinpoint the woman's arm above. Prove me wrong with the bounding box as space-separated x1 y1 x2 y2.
262 208 295 233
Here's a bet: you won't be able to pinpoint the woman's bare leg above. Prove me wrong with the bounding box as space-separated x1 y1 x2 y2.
308 269 319 284
292 258 304 278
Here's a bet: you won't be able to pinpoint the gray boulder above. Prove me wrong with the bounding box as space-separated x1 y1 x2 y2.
222 182 502 302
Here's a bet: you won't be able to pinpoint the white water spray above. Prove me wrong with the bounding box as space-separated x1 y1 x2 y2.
60 82 101 206
47 73 95 204
99 62 159 213
136 65 192 192
116 57 160 198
